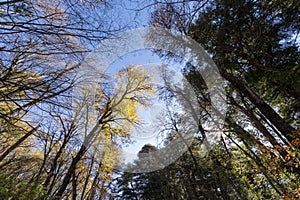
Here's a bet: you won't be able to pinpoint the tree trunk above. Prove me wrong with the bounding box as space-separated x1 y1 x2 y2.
0 126 38 163
55 144 87 198
219 67 295 143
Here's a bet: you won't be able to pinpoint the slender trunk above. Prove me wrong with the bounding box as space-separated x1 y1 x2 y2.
226 118 266 149
231 97 288 157
88 168 100 200
30 150 48 183
219 67 295 143
80 155 95 200
224 132 284 196
43 131 73 194
55 144 87 198
55 107 111 198
72 170 77 200
0 126 38 163
44 131 72 190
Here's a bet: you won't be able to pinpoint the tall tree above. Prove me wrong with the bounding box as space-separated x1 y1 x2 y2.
149 0 300 198
0 1 144 199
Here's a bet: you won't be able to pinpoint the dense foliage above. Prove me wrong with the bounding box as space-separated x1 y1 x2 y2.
0 0 299 199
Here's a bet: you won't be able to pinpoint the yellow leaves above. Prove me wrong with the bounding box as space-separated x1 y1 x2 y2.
77 159 86 173
290 130 300 148
31 150 44 160
274 145 284 153
296 186 300 198
0 119 33 147
291 138 300 147
111 126 128 138
112 65 155 128
101 145 118 171
92 143 118 184
114 65 155 100
281 186 300 200
115 98 140 122
0 68 42 115
67 65 155 195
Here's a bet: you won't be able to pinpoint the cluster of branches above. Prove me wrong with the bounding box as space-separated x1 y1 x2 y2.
109 0 300 199
0 0 154 199
0 0 299 199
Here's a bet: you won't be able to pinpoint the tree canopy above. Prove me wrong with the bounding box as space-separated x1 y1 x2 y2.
0 0 299 199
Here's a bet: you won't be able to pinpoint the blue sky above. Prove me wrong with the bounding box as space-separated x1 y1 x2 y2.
80 0 173 164
107 49 170 163
93 1 194 164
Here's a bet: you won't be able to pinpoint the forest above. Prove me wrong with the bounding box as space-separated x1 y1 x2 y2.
0 0 299 199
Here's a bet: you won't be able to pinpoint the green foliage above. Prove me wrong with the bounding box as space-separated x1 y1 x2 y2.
189 0 300 124
151 0 300 198
1 0 299 199
0 172 47 200
114 145 253 200
114 143 300 199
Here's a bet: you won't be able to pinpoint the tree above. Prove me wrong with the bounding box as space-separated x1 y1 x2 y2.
0 0 120 159
114 143 256 200
53 65 154 198
0 171 47 200
149 0 300 198
0 1 129 199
